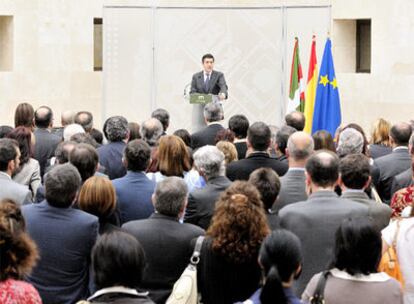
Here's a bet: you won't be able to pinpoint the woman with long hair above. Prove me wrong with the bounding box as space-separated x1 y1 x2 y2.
369 118 392 159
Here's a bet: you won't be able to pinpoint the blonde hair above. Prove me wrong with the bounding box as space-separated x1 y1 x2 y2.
216 141 238 164
371 118 391 146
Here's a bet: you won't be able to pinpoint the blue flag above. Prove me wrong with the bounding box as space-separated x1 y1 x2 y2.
311 38 341 136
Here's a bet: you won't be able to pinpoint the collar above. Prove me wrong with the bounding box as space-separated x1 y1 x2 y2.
233 138 247 144
343 189 365 194
0 171 11 180
207 121 222 126
150 212 179 222
247 151 270 158
308 190 338 200
393 146 409 152
330 268 390 282
88 286 148 301
204 70 213 77
288 167 305 172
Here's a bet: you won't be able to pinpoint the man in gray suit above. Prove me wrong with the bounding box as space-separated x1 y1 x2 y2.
273 131 314 212
340 154 391 230
0 138 31 205
279 150 368 296
190 53 228 132
390 133 414 198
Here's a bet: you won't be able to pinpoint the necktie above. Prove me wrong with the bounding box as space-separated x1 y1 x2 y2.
204 74 210 92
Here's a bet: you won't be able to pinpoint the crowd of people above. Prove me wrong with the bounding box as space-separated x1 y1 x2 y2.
0 101 413 304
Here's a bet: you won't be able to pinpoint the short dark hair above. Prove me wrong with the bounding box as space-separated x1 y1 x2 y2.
332 217 382 275
70 133 98 148
202 53 214 63
74 111 93 132
247 122 271 151
128 122 141 141
339 154 370 189
55 141 77 164
276 126 296 155
69 144 99 182
45 163 81 208
173 129 191 147
0 126 13 139
312 130 336 152
285 111 305 131
228 115 249 139
34 106 53 129
92 231 146 289
306 150 339 187
249 168 281 210
124 139 151 172
105 116 129 142
151 108 170 132
0 138 18 172
390 122 412 146
90 128 103 145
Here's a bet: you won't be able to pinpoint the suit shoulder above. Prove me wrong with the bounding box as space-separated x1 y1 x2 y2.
72 209 99 224
181 222 205 235
278 200 307 216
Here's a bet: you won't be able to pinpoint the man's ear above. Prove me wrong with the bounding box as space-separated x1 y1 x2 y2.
285 148 290 159
246 138 252 149
151 194 156 208
363 176 372 190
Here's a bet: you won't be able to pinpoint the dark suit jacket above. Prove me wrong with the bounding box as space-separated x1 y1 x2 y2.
226 151 288 181
391 168 412 199
184 175 232 229
234 141 248 160
97 141 127 180
22 201 99 304
373 147 411 203
112 171 155 225
369 144 393 159
33 128 61 178
279 191 369 295
341 190 391 229
273 168 307 212
123 213 204 304
191 123 224 150
190 70 228 97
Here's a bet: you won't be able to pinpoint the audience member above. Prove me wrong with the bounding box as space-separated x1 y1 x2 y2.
151 108 170 135
74 111 93 133
336 128 364 157
274 125 296 163
69 143 99 183
0 125 13 138
285 111 305 131
370 118 393 159
390 133 414 198
63 123 85 141
141 118 163 172
216 140 238 165
312 130 336 152
128 122 141 141
214 128 235 143
268 124 280 158
14 102 34 129
342 123 370 156
390 156 414 218
173 129 192 147
89 128 103 145
70 132 98 148
229 114 249 159
53 110 76 139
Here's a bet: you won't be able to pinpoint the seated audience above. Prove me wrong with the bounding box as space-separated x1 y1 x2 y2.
285 111 305 131
303 217 402 304
370 118 393 159
0 199 41 304
63 123 85 141
151 108 170 136
22 164 98 304
229 114 249 159
274 125 296 163
197 181 270 304
123 177 204 303
74 111 94 133
216 140 238 165
128 122 141 141
312 130 335 151
14 102 34 129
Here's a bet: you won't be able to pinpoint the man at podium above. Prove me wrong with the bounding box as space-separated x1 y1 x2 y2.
190 54 228 131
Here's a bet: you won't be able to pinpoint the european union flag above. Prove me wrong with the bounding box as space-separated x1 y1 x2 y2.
311 38 341 136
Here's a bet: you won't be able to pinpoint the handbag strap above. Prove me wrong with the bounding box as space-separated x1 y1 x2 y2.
190 236 205 265
310 270 331 304
392 219 402 249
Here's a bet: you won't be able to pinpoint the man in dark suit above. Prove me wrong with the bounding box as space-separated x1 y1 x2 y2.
184 145 232 229
390 133 414 197
33 106 61 178
340 154 391 229
22 164 99 304
191 102 224 150
98 116 129 179
226 122 288 181
229 114 249 160
123 177 204 304
273 131 314 212
374 122 412 203
279 151 368 295
112 139 155 225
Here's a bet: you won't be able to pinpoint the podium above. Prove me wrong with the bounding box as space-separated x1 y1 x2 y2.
189 93 221 105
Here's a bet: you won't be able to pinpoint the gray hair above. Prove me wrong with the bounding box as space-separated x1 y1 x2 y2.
337 128 364 157
105 116 129 142
140 118 163 147
154 176 188 217
61 110 76 126
193 145 225 179
203 103 223 122
287 132 314 161
63 123 85 141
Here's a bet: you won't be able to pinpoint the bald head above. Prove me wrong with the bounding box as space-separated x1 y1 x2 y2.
287 131 314 161
141 118 163 147
285 111 306 131
35 106 53 129
305 150 339 188
390 122 412 147
61 110 76 126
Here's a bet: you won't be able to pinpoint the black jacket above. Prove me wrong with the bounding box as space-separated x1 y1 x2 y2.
191 123 224 150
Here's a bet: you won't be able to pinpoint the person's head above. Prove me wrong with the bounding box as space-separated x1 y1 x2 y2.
44 163 81 208
123 139 151 172
339 153 371 190
216 141 238 165
371 118 391 146
70 133 98 148
105 116 129 142
34 106 53 129
151 108 170 132
203 102 223 123
0 199 38 281
128 122 141 141
92 231 146 290
410 133 414 155
343 123 369 156
173 129 191 147
249 168 281 211
90 128 103 145
158 135 191 177
153 176 188 218
312 130 336 152
61 110 76 127
63 123 85 141
247 122 271 152
0 138 20 175
336 128 364 158
285 111 306 131
54 141 77 164
0 126 13 139
389 122 412 147
7 126 33 167
286 131 314 164
74 111 93 133
207 181 270 263
69 143 99 182
193 145 226 180
331 217 382 276
275 126 296 156
214 129 235 143
259 229 303 304
78 176 116 220
228 114 249 139
202 53 214 73
305 150 339 190
140 118 163 147
268 125 279 149
14 103 34 128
